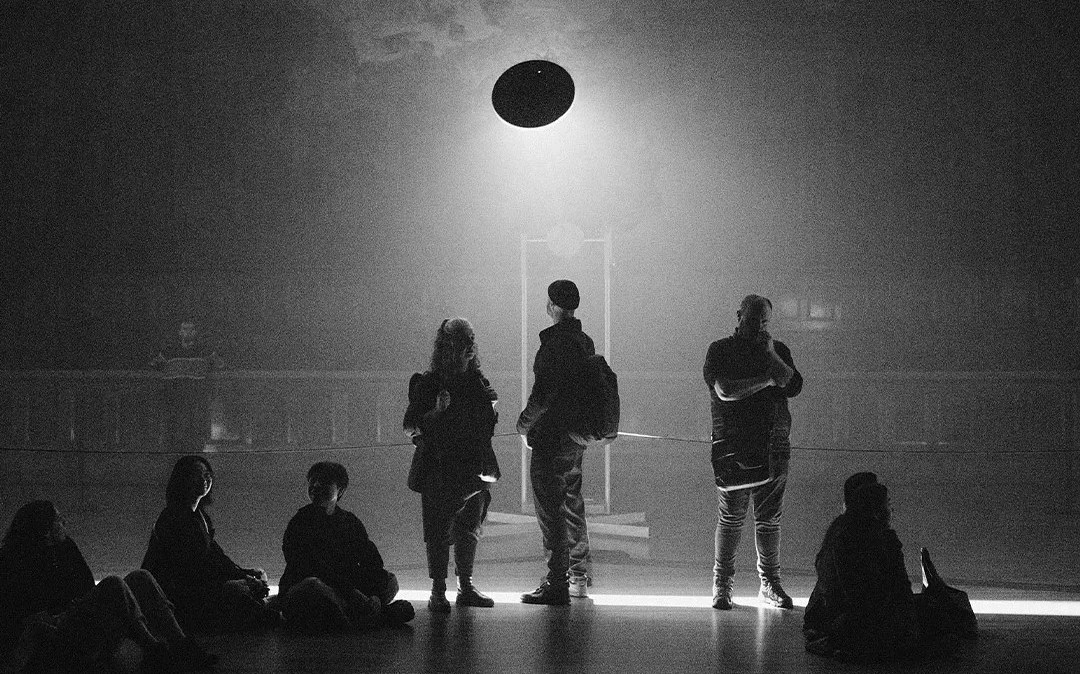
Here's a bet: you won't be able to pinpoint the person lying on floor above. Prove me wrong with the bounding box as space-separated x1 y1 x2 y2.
0 500 216 673
142 454 276 633
277 461 414 631
803 472 978 662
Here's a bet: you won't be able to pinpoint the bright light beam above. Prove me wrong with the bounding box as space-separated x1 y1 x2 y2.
266 588 1080 617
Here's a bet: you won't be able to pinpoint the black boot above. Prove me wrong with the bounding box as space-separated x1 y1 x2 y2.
456 578 495 608
428 579 451 614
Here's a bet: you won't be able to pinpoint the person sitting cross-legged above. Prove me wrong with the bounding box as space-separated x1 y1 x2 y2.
278 461 415 632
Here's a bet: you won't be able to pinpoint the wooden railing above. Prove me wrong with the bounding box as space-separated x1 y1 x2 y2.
1 368 1075 453
1 369 1077 586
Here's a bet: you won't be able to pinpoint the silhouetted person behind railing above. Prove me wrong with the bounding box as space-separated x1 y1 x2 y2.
404 318 500 613
151 319 222 453
804 472 978 662
0 500 215 673
277 461 415 631
141 455 275 633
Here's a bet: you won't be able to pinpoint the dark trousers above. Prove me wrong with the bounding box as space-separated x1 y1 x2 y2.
530 434 590 584
163 378 210 453
422 483 490 581
281 573 399 632
13 570 186 673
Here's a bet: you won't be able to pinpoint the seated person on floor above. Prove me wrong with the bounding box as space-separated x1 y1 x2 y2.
0 500 215 674
278 461 414 631
142 455 274 632
804 472 978 662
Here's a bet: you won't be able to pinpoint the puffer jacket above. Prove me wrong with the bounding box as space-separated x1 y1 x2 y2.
404 368 500 491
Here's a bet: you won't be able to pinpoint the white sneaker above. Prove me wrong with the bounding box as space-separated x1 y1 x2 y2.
568 575 589 598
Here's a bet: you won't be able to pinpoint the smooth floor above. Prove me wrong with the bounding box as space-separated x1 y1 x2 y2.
192 559 1080 673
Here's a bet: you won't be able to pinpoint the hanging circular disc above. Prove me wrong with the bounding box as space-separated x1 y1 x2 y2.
491 60 575 128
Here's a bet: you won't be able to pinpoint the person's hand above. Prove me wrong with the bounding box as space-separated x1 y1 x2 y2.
224 579 251 597
769 358 793 388
773 367 792 388
347 588 381 617
24 611 57 632
436 390 450 413
244 575 270 599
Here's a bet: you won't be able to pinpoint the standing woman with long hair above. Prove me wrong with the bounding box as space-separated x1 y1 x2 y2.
404 318 500 613
141 455 273 632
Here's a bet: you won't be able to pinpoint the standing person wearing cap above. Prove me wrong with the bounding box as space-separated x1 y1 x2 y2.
517 280 596 605
703 294 803 610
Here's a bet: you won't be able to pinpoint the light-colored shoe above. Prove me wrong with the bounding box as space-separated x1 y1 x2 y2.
712 576 733 610
759 578 793 609
568 574 589 598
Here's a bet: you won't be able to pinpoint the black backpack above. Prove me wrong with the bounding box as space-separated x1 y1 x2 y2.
568 348 620 446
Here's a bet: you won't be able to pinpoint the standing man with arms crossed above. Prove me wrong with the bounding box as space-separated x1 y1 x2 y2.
703 294 803 610
517 280 595 605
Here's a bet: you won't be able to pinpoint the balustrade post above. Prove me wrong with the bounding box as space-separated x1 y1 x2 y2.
375 383 385 444
1072 388 1079 514
923 387 934 445
878 389 892 446
23 384 31 445
330 386 338 445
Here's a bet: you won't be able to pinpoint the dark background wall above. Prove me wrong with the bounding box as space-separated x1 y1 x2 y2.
1 0 1078 589
1 1 1076 374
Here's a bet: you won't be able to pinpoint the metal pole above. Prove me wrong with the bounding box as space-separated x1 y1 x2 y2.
603 229 612 515
520 231 529 513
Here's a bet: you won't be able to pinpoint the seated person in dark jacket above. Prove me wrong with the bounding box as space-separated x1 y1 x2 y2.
278 461 414 631
804 472 977 662
0 500 215 673
141 455 273 632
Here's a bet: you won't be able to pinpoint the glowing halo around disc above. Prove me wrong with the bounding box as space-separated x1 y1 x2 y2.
492 60 575 128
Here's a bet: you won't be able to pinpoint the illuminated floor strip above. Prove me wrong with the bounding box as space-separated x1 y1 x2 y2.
967 600 1080 617
265 587 1080 617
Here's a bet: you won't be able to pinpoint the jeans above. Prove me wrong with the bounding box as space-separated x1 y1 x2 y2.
17 570 187 673
530 434 590 583
714 450 789 581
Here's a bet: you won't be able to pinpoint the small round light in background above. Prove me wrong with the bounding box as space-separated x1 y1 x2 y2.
546 222 585 259
491 60 575 128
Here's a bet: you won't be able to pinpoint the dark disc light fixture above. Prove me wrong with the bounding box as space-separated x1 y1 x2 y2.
492 60 575 128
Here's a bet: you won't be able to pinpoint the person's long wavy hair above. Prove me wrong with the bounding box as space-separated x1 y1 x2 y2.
429 317 482 382
1 500 57 552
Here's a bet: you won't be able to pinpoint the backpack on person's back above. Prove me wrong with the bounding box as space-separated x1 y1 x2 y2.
568 348 620 447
